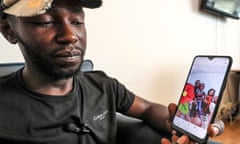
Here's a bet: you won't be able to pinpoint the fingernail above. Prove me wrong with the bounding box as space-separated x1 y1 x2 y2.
171 130 177 135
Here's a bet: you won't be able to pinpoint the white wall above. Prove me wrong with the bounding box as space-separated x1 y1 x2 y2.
0 0 239 105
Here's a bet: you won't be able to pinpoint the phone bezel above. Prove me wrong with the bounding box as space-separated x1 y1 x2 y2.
172 55 232 143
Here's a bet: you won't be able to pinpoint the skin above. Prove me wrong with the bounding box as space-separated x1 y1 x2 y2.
1 0 86 96
0 0 218 143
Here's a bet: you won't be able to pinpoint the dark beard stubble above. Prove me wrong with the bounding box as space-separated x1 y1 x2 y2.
16 34 83 79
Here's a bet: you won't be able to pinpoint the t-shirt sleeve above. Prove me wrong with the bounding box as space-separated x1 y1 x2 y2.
112 79 135 113
83 71 136 113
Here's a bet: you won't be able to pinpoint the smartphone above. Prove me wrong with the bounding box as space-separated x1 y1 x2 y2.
172 55 232 143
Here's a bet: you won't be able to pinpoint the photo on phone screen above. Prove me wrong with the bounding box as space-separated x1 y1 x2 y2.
172 55 232 143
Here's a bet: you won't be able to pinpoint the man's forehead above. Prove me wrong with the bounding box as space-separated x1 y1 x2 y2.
1 0 102 18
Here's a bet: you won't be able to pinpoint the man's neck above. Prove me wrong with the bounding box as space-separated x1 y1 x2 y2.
21 67 74 96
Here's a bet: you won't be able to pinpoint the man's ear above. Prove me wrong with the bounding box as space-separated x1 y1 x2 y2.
0 18 17 44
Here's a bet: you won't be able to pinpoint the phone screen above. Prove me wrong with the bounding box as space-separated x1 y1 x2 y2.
172 55 232 143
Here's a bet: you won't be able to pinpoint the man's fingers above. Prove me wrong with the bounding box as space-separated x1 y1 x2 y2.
208 119 224 137
207 125 220 137
171 130 179 142
207 125 215 137
161 135 191 144
161 138 171 144
176 135 190 144
168 103 177 120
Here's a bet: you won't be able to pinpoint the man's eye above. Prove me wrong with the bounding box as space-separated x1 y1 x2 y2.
31 21 55 26
72 21 84 26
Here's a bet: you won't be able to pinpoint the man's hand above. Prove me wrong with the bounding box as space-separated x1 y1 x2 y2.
161 103 223 144
161 132 192 144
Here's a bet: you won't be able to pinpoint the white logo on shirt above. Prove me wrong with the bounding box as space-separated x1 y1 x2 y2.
93 111 108 121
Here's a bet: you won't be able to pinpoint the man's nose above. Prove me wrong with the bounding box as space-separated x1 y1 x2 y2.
56 23 78 44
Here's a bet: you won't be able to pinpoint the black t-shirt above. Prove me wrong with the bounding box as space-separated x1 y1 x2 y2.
0 70 135 144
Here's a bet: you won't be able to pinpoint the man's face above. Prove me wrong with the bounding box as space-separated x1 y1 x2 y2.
8 0 87 79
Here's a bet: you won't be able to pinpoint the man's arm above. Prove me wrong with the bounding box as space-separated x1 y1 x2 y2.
125 96 223 144
124 96 172 134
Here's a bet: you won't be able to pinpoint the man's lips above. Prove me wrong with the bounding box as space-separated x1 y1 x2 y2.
55 53 80 59
54 50 81 57
53 50 82 64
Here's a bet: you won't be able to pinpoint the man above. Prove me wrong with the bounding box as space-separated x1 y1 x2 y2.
0 0 221 144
